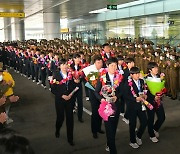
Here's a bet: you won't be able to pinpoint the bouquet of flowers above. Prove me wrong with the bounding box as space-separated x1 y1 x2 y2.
98 85 116 121
71 70 84 80
98 99 115 121
145 73 167 109
85 71 100 90
83 64 102 91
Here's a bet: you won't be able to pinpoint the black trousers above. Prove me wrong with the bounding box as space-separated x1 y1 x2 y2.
30 63 35 80
147 104 165 137
89 90 102 134
83 80 89 97
19 60 23 73
55 98 74 142
40 68 47 86
124 100 129 120
34 64 40 82
47 69 53 88
105 102 120 154
128 108 147 143
74 84 83 120
120 96 125 113
23 61 31 77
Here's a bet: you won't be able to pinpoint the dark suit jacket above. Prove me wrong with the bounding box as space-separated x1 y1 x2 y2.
0 123 3 130
123 78 145 110
51 70 77 102
123 68 130 82
50 60 58 73
95 73 123 103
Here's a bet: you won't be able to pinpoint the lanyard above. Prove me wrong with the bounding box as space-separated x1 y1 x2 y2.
137 80 141 92
60 71 69 89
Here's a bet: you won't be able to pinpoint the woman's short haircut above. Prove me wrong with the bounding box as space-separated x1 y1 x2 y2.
73 53 80 59
130 67 140 74
106 57 118 66
125 58 134 64
117 55 124 61
147 62 158 72
59 58 67 65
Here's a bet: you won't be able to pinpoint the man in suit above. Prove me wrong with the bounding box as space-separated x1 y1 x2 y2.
95 57 123 154
123 67 147 149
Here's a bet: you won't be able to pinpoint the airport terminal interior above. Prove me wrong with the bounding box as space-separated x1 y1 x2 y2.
0 0 180 154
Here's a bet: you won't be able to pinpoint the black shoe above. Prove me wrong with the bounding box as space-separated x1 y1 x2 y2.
78 118 84 123
171 97 177 100
93 133 98 139
68 141 75 146
55 132 60 138
98 130 105 134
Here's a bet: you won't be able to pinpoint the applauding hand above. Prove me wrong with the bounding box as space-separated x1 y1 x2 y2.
0 96 6 106
0 112 7 124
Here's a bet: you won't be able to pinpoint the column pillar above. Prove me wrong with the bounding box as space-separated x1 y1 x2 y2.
43 12 60 40
99 21 106 44
14 18 25 41
134 20 140 39
4 18 12 41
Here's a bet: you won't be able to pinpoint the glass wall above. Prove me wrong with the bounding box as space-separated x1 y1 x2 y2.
67 12 180 46
67 0 180 46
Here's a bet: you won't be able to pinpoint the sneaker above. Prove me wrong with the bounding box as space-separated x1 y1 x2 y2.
122 118 129 124
86 97 89 101
28 77 31 80
6 118 14 124
150 137 159 143
49 88 51 91
43 86 47 89
154 130 159 138
32 80 35 82
120 113 125 117
129 143 139 149
73 109 76 114
37 81 41 85
105 145 110 152
136 137 142 145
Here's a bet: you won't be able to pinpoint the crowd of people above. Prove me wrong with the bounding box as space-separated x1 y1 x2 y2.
0 38 179 154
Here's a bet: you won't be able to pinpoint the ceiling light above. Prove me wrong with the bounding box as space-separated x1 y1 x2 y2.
89 0 161 14
89 8 108 14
